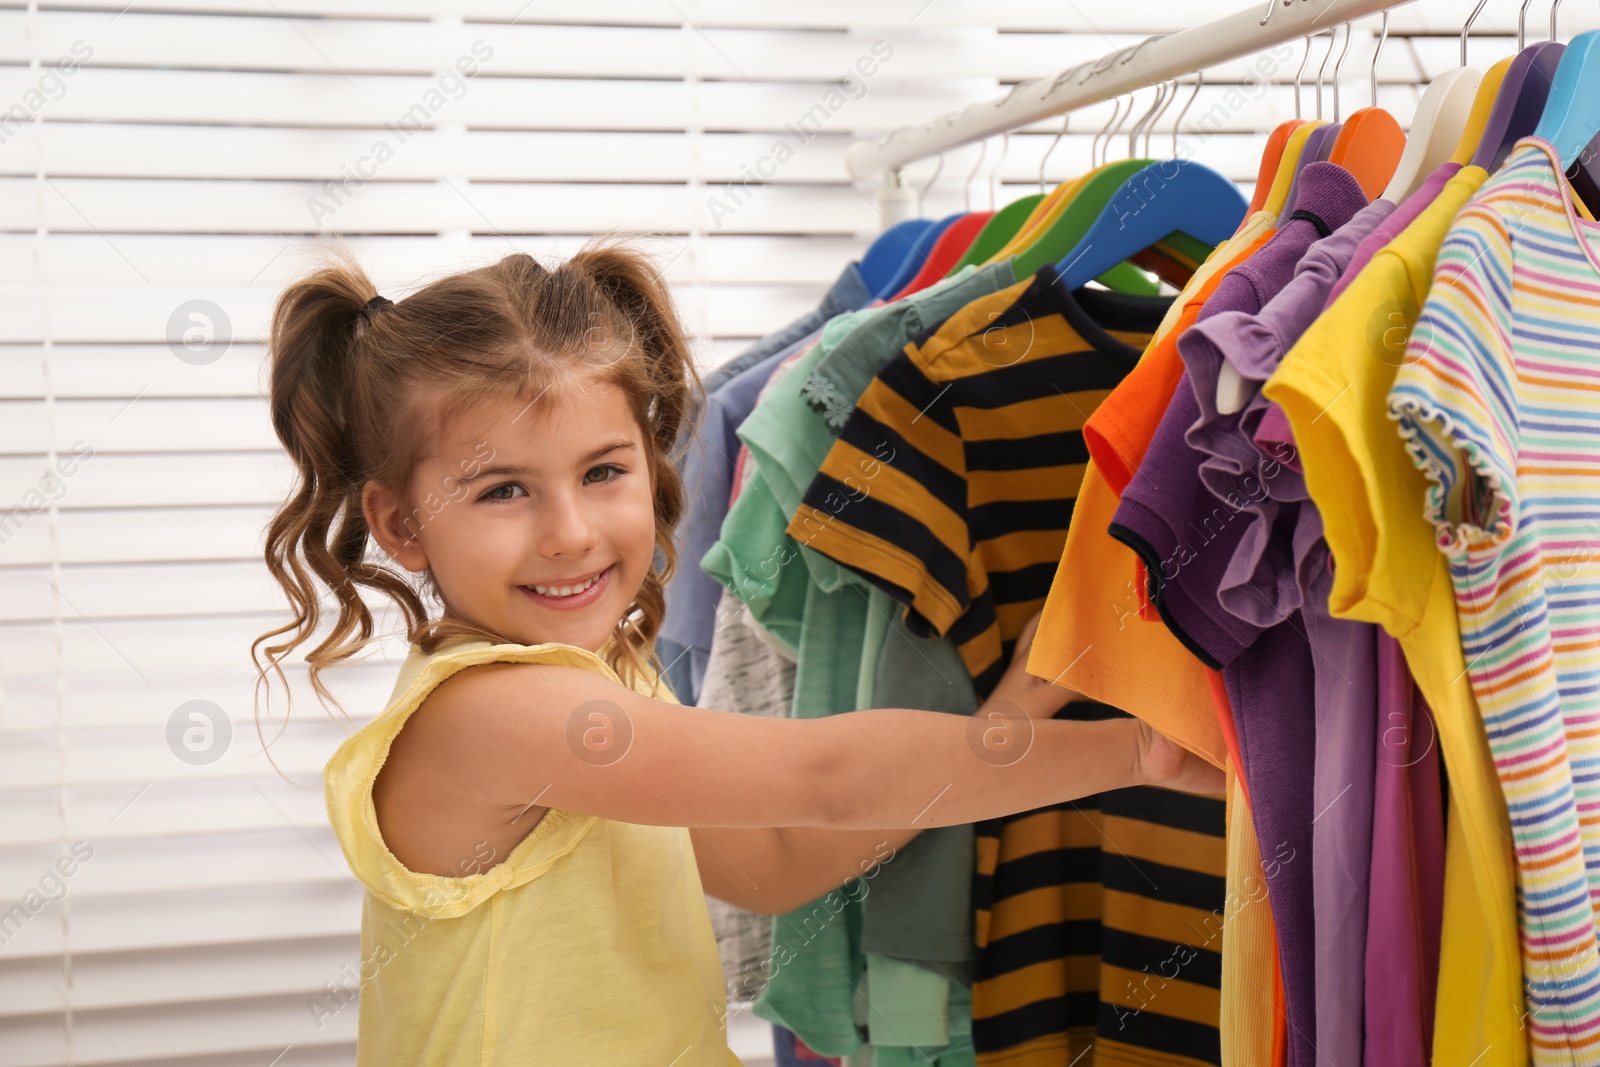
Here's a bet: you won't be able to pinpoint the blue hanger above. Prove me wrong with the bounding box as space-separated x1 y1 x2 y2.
1471 41 1564 173
1054 160 1247 289
874 213 962 300
1533 29 1600 169
859 219 933 297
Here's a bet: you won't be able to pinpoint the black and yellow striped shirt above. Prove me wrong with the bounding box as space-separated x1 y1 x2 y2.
788 263 1227 1067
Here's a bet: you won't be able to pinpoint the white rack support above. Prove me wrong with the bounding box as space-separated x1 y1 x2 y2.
847 0 1421 201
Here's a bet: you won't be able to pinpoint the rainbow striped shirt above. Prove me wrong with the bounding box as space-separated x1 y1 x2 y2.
1390 136 1600 1063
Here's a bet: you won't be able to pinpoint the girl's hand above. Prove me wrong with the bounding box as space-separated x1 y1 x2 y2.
982 609 1080 721
1132 719 1227 796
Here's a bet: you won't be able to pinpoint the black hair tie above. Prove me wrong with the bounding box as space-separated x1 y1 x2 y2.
365 295 393 313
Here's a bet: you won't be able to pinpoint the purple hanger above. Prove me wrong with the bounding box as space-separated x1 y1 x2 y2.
1470 41 1566 173
1283 124 1342 214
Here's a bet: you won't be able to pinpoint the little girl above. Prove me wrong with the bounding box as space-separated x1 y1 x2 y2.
250 241 1222 1066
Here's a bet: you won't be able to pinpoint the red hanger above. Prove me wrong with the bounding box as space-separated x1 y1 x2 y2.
889 211 994 300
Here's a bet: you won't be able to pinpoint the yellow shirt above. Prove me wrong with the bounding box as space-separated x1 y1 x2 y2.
324 636 741 1067
1263 164 1527 1067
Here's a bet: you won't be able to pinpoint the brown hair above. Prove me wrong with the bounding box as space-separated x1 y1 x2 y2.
250 240 704 728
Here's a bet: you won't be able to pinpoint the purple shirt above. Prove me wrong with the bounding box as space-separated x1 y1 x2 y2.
1296 505 1380 1067
1366 633 1446 1067
1109 160 1370 1067
1179 194 1394 626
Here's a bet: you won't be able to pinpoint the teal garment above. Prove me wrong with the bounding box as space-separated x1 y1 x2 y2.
801 262 1016 435
862 587 977 983
755 880 865 1055
869 959 976 1067
701 265 1009 1058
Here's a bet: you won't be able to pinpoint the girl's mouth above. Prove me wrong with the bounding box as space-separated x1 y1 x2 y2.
518 564 614 611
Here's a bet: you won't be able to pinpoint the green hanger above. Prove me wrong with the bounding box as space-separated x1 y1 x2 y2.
1007 157 1153 282
1098 261 1161 294
943 193 1044 276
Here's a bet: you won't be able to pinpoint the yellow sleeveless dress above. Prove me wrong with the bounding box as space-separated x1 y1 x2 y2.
324 635 743 1066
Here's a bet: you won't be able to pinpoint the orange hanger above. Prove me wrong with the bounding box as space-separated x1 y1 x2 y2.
1327 109 1406 199
1324 16 1406 200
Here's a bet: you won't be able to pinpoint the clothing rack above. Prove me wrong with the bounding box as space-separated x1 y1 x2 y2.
846 0 1421 223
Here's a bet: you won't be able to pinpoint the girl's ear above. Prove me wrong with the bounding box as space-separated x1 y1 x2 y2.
361 480 430 573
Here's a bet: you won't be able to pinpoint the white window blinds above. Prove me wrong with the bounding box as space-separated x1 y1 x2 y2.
0 1 1589 1064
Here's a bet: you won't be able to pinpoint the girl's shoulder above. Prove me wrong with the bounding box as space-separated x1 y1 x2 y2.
321 636 654 917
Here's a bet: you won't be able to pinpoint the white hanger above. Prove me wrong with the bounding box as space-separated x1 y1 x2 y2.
1215 21 1481 417
1378 67 1481 203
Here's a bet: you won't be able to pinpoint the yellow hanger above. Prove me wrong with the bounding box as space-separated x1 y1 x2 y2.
1448 55 1512 164
985 168 1096 263
1260 119 1328 217
985 91 1143 264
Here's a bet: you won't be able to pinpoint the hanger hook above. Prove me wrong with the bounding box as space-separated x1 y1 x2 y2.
1128 81 1168 159
1519 0 1534 49
1550 0 1566 43
1047 62 1085 99
1315 28 1336 121
1332 22 1354 122
1111 92 1136 162
1145 78 1179 157
1461 0 1489 67
918 153 944 215
1370 11 1388 109
1294 34 1311 120
988 132 1009 212
1094 97 1132 167
1172 71 1202 156
1090 97 1113 167
1118 34 1167 71
1259 0 1277 26
963 138 988 213
1039 112 1069 195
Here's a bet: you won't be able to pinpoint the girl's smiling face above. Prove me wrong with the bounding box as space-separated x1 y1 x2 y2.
363 375 659 654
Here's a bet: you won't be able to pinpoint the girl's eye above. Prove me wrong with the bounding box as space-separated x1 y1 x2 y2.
584 464 625 485
481 482 526 502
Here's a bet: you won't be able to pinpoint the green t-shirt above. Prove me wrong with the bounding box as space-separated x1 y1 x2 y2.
701 264 1011 1058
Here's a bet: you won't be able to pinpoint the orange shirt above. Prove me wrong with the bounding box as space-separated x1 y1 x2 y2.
1083 228 1276 495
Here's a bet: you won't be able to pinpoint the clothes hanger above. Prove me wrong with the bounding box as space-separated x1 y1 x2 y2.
874 210 962 301
1379 66 1481 202
947 81 1085 273
893 143 996 297
1049 63 1247 291
1245 3 1307 218
1531 1 1600 172
858 219 932 295
889 135 998 300
983 63 1104 258
1557 0 1600 215
1005 80 1161 283
1470 36 1565 174
1003 90 1154 276
873 138 989 299
990 66 1128 260
1235 0 1299 219
1448 0 1513 165
1263 34 1331 217
1326 11 1407 198
1248 120 1306 216
1283 28 1344 215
